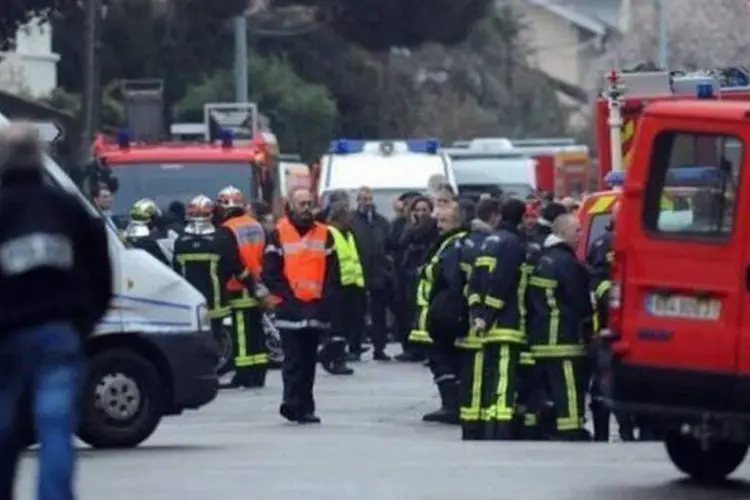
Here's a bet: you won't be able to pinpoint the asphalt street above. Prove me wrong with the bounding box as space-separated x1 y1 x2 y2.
15 348 750 500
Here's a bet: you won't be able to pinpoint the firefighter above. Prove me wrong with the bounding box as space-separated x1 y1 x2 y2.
414 204 469 424
468 199 528 440
262 187 339 424
172 194 230 370
215 186 270 388
123 198 170 265
324 201 361 375
527 213 592 441
587 204 635 442
458 197 501 439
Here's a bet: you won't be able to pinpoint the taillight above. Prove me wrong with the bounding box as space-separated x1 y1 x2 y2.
606 251 624 338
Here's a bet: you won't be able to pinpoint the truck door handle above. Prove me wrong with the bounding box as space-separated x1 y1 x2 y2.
746 265 750 291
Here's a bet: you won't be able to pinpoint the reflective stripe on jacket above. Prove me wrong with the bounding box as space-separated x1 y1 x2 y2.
328 226 365 288
277 217 328 302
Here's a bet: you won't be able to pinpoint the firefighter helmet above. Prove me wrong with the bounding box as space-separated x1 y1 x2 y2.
186 194 215 222
216 186 246 210
129 198 161 223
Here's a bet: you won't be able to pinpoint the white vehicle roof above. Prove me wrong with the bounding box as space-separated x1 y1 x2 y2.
445 150 537 198
319 139 455 193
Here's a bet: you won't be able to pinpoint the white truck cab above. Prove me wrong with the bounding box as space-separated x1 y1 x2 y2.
318 139 456 218
0 113 218 448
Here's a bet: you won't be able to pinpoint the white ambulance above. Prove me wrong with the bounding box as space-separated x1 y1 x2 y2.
318 139 457 218
0 112 218 449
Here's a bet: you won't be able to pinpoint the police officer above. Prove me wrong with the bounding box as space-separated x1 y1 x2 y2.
263 187 339 424
587 204 635 442
457 197 501 439
412 203 468 424
323 201 362 375
527 213 592 441
215 186 270 388
123 198 170 265
468 199 528 440
172 195 230 370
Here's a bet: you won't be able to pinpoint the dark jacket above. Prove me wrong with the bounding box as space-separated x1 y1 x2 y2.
262 218 340 329
461 219 494 303
399 216 439 277
426 227 470 339
173 229 230 316
586 230 613 330
350 209 390 290
527 237 594 357
468 221 526 344
0 170 112 336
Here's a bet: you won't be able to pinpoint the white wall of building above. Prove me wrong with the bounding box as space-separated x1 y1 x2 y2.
0 18 60 98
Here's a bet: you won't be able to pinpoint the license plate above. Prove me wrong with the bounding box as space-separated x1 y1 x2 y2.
647 294 721 320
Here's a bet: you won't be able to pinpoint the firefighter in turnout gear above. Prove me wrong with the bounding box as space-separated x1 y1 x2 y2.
457 198 501 439
215 186 270 388
527 213 593 441
416 204 469 424
587 206 635 442
468 199 528 440
172 195 230 370
123 198 170 265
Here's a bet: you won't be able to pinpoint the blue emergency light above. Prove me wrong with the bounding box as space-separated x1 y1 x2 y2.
218 128 234 148
328 138 441 155
407 138 440 154
696 83 714 99
116 128 131 148
665 166 724 186
604 170 625 188
329 139 365 154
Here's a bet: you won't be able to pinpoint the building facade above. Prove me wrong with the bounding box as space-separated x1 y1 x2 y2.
0 18 60 98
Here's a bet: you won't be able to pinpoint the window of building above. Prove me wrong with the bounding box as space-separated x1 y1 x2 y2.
643 132 742 239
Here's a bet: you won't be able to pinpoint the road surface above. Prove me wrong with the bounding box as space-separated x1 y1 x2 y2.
15 350 750 500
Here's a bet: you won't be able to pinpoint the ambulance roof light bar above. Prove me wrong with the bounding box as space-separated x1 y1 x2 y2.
329 139 441 155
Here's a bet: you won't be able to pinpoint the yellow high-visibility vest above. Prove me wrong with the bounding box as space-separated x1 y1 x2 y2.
328 226 365 288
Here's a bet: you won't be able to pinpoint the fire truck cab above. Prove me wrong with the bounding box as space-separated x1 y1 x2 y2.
600 75 750 481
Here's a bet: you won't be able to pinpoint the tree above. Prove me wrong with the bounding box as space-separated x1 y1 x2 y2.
273 0 493 51
175 56 338 162
594 0 750 73
40 84 124 127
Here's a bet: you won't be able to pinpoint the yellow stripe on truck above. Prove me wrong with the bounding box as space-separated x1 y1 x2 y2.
587 195 616 214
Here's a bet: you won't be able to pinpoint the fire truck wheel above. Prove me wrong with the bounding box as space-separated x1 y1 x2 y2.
665 432 748 482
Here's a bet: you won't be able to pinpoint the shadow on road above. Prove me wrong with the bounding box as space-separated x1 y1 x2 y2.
24 444 224 457
598 478 750 499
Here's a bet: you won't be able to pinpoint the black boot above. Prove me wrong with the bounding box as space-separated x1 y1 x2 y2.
422 380 459 425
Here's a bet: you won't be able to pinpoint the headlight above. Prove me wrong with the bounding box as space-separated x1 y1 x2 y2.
196 303 210 332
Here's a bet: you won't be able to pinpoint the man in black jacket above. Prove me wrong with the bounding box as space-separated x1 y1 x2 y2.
351 186 392 360
0 123 112 499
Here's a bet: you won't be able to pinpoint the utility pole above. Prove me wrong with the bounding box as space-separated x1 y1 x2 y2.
79 0 102 166
233 14 249 102
655 0 668 69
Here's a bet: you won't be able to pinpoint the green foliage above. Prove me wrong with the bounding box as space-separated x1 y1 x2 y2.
275 0 493 51
40 84 124 127
175 56 337 162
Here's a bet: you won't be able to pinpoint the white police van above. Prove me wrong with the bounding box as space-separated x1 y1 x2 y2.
0 113 218 449
318 139 457 217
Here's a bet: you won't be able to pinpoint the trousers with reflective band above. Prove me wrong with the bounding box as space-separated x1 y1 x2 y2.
409 232 466 344
277 217 329 302
527 275 585 358
536 358 586 432
328 226 364 288
458 334 484 424
175 251 229 317
479 342 522 427
231 307 269 368
224 214 265 294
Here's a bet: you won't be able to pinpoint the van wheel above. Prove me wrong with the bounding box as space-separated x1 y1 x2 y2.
665 432 748 482
77 349 165 449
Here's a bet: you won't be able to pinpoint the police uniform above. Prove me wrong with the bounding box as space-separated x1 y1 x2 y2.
217 212 268 387
262 216 339 423
587 229 634 442
527 235 594 441
409 227 468 424
468 221 527 439
328 225 365 363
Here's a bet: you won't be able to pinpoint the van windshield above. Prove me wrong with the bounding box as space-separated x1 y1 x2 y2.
321 187 409 221
451 156 534 200
109 161 255 221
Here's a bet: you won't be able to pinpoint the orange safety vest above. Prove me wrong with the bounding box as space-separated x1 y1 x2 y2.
223 214 265 292
277 217 328 302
